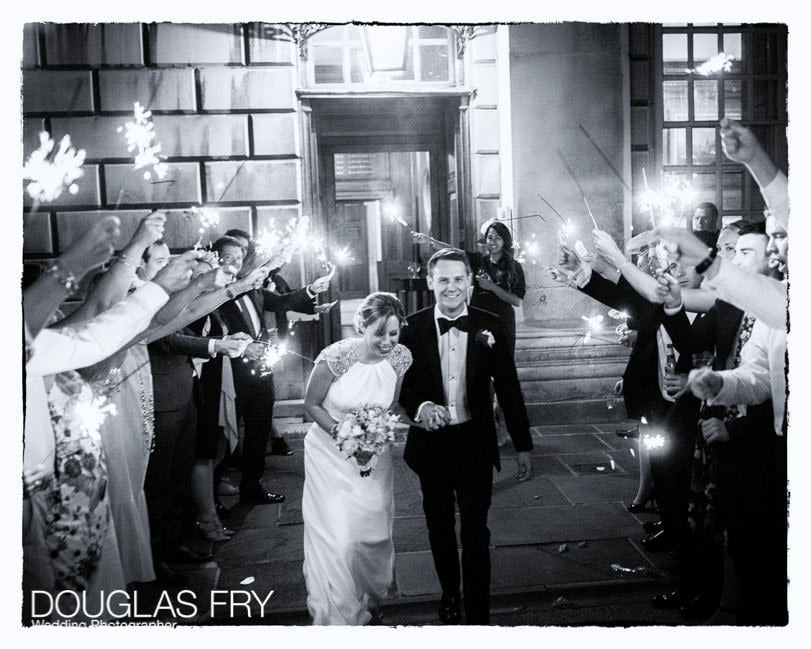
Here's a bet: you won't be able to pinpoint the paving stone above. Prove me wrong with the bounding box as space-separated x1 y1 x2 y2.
393 515 435 553
528 433 611 455
394 551 441 597
216 525 304 567
594 431 640 452
496 453 573 477
491 476 570 509
552 473 640 505
557 451 629 475
217 558 306 615
490 502 643 546
531 423 598 436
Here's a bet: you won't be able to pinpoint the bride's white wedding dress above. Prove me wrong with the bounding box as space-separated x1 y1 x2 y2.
302 339 412 625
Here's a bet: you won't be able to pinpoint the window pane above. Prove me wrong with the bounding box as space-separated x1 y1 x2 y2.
692 128 717 165
663 81 689 121
723 33 743 73
349 47 367 83
753 80 779 120
693 33 719 67
694 80 719 120
420 45 450 81
722 171 743 210
312 45 344 83
724 80 743 121
663 34 688 74
691 172 717 207
663 128 687 165
419 25 448 39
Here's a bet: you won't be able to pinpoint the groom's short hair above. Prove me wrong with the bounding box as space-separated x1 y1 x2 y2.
427 248 471 276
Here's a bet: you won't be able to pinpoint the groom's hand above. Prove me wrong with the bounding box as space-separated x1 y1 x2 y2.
515 452 532 482
419 402 448 431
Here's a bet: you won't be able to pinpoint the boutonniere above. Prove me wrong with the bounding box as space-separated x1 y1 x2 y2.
476 329 496 348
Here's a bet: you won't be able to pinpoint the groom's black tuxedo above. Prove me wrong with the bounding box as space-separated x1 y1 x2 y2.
399 305 532 624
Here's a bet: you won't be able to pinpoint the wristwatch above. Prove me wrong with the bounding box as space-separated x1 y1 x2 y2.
695 247 718 274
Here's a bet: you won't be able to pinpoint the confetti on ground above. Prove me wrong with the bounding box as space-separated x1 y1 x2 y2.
558 543 568 553
240 577 255 585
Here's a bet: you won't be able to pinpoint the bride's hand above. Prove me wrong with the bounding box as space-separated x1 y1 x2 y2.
355 450 374 466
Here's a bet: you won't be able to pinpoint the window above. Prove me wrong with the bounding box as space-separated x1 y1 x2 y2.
660 24 786 222
307 25 455 87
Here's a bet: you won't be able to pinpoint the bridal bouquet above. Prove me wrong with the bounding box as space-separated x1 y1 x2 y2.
333 404 399 477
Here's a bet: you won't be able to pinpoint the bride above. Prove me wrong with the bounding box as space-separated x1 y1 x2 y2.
302 292 412 625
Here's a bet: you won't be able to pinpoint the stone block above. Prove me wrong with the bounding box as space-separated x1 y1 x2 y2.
471 61 498 106
42 23 143 66
49 116 133 160
476 198 499 227
200 67 296 111
103 162 201 206
55 210 150 251
471 107 499 153
24 165 101 208
474 154 500 197
98 69 196 112
251 113 300 157
22 23 39 68
247 23 297 64
205 160 300 203
22 118 48 159
159 207 252 250
23 70 94 113
152 115 249 158
149 23 244 65
23 213 53 254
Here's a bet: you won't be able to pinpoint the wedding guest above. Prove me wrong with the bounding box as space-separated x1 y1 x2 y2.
690 202 721 249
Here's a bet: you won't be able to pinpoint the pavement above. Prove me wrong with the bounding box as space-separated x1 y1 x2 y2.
155 418 709 627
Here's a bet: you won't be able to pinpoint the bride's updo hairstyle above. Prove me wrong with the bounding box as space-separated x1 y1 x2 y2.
354 292 408 335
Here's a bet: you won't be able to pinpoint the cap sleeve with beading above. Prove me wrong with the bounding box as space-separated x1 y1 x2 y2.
386 344 413 377
314 340 358 378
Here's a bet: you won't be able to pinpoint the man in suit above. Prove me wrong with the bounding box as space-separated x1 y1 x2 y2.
398 247 533 625
217 233 331 504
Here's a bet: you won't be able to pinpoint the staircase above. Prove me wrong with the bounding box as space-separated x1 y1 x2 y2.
515 326 630 425
275 325 631 429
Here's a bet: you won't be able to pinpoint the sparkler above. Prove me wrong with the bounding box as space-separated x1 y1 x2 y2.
690 52 735 76
642 434 666 450
189 206 221 248
580 314 604 345
332 246 355 265
117 102 168 181
557 151 599 229
23 131 86 203
577 124 632 194
71 393 118 441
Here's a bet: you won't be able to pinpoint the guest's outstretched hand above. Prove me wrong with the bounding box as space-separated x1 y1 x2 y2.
153 250 203 294
60 215 121 279
720 118 761 165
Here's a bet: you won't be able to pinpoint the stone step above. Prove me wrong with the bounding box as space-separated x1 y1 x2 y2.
517 360 627 382
516 345 629 365
526 398 627 425
518 376 623 402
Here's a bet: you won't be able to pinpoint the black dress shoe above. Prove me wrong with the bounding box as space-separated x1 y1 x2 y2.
438 593 461 624
239 489 285 505
652 588 692 610
626 498 657 514
269 437 294 456
170 545 215 564
640 529 675 552
643 520 664 534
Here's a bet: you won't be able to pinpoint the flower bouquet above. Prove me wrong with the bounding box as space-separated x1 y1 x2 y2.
332 404 399 477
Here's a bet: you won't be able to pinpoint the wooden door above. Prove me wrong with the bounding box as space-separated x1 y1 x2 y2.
332 201 369 298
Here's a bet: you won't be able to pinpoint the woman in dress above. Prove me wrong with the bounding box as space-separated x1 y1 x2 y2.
302 292 412 625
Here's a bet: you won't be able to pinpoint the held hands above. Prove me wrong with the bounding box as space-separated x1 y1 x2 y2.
664 373 688 397
60 215 121 279
701 417 730 445
687 366 724 401
419 402 451 431
655 272 682 308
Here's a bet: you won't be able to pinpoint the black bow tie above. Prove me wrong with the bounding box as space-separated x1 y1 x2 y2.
438 316 468 335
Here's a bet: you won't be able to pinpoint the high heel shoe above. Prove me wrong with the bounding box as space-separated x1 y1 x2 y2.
196 519 231 542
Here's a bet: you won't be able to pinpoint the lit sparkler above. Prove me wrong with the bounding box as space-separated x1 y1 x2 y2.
117 101 168 180
642 434 666 450
690 52 735 76
71 393 118 441
189 206 221 247
23 131 86 203
557 150 599 229
607 309 629 321
257 341 288 376
580 314 604 344
332 246 355 265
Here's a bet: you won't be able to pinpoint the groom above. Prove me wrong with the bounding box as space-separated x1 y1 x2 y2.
399 247 533 625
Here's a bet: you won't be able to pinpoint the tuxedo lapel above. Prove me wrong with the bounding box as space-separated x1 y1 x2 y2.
465 311 481 398
419 310 445 401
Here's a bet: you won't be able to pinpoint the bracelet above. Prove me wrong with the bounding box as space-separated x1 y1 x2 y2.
116 255 139 270
44 260 79 295
694 247 718 274
618 261 630 275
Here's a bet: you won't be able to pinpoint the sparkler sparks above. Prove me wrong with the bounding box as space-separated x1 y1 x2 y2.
189 206 221 247
690 52 735 76
23 132 86 202
332 246 355 265
642 434 666 450
71 394 118 440
258 342 288 376
117 102 168 180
